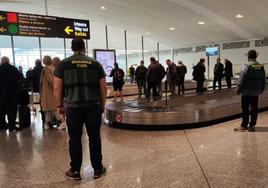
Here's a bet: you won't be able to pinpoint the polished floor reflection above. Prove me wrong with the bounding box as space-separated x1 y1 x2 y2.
1 110 268 188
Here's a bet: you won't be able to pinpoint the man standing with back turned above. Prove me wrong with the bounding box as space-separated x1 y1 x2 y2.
54 39 107 180
235 50 266 132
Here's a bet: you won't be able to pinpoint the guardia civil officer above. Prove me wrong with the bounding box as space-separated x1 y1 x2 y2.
235 50 266 132
54 39 107 180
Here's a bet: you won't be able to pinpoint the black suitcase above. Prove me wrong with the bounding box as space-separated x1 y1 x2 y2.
19 106 31 128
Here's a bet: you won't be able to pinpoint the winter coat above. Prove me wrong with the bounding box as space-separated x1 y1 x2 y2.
40 65 56 111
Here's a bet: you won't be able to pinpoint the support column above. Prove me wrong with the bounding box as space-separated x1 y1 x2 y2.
38 37 42 60
105 25 109 50
63 38 66 58
157 42 160 61
11 36 15 66
124 30 128 77
141 36 144 61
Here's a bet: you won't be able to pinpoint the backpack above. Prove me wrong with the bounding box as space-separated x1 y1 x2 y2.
169 64 178 80
192 65 198 81
114 69 123 81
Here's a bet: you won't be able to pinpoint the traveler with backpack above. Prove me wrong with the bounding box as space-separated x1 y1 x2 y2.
235 50 266 132
193 58 206 93
166 59 178 97
110 63 125 102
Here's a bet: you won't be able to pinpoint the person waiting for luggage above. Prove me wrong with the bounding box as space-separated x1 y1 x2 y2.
235 50 266 132
213 58 224 90
0 56 23 131
110 63 125 102
166 59 178 97
39 56 66 130
135 60 148 98
129 65 135 83
193 58 206 94
177 61 187 94
224 58 233 89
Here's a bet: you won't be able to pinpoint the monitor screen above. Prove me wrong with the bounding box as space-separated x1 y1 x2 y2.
206 47 218 56
94 49 116 83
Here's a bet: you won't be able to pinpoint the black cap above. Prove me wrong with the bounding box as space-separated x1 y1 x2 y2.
248 50 257 60
71 38 85 52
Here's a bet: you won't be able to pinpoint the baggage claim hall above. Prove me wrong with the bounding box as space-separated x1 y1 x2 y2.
1 0 268 187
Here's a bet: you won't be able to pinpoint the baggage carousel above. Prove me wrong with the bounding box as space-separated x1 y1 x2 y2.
105 87 268 130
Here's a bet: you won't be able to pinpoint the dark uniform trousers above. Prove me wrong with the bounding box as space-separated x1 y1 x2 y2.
241 96 259 127
178 77 185 94
137 79 147 98
226 77 232 88
147 81 158 98
66 104 103 172
196 81 204 93
0 97 18 129
213 78 222 90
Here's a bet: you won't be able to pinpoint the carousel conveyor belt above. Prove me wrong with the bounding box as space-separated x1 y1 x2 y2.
105 87 268 130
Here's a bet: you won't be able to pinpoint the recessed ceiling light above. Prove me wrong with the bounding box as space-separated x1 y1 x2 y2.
236 14 244 18
112 39 117 42
100 6 106 10
145 32 151 35
198 21 205 25
169 27 175 31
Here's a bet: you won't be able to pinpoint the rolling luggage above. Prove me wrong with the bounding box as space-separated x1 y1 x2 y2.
19 106 31 128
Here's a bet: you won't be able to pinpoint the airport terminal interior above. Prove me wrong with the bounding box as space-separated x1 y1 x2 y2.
1 0 268 187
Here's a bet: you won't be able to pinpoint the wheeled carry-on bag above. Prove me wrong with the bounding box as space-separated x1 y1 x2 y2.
19 106 31 128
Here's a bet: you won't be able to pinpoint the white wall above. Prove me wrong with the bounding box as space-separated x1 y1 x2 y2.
174 42 268 80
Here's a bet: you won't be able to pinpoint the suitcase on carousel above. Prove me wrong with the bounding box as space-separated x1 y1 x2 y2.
19 106 31 128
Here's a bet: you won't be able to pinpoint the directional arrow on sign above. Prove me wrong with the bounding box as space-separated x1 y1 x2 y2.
64 26 73 35
0 27 6 33
0 15 5 22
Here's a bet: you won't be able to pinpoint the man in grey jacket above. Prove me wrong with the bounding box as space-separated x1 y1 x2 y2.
235 50 266 132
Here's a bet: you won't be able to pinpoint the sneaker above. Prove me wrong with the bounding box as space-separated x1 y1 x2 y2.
94 167 106 179
234 126 248 132
58 122 66 130
65 169 81 181
248 126 256 132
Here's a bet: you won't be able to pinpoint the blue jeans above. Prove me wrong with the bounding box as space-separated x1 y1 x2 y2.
66 104 103 172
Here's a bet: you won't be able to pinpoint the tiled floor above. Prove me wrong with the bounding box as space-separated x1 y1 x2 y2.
1 109 268 188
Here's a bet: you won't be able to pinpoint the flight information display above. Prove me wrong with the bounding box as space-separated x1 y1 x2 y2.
0 10 90 39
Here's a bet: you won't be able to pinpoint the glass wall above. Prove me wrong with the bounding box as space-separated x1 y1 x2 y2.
41 38 65 60
13 36 40 76
107 26 126 73
144 38 157 67
159 43 172 69
0 36 13 65
127 32 142 69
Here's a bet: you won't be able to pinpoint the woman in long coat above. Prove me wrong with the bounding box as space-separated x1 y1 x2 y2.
40 56 66 130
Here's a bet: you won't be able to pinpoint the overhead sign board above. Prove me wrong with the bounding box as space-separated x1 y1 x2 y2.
0 10 90 39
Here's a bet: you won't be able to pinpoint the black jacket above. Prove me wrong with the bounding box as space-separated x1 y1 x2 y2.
193 63 206 82
146 63 164 82
0 63 23 101
27 65 43 92
224 61 233 78
214 62 224 79
135 65 148 80
177 65 187 78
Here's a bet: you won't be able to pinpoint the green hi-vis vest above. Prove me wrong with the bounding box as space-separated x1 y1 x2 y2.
62 54 101 105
